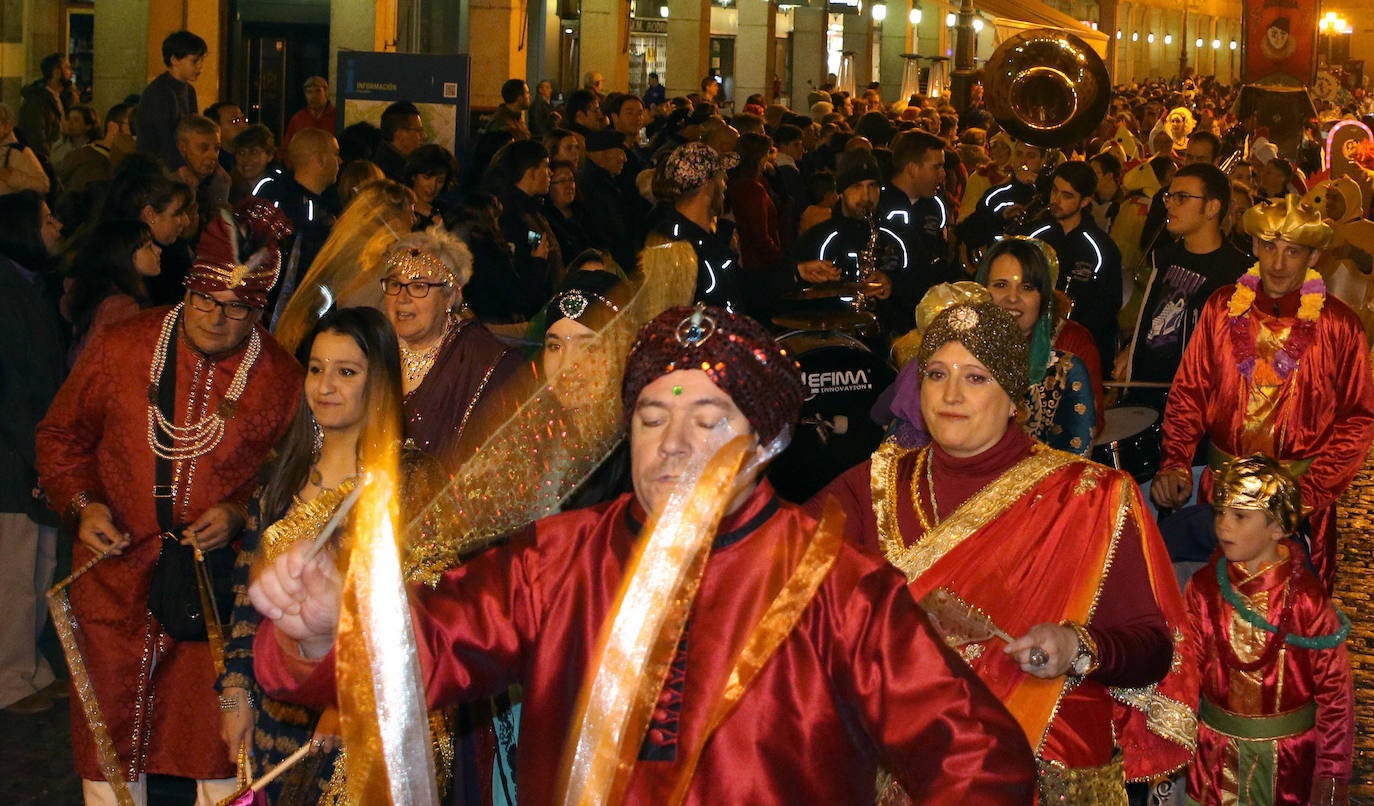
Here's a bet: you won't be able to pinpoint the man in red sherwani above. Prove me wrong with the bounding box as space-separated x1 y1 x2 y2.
1151 194 1374 593
37 201 301 805
249 305 1037 803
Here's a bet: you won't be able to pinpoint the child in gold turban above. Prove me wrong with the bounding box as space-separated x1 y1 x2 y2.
1181 453 1353 805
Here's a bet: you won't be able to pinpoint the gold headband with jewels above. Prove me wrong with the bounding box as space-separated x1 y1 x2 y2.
1211 453 1302 534
557 290 620 321
383 246 456 286
1242 194 1334 250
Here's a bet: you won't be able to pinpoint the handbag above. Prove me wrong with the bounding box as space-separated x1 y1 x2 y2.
147 531 235 642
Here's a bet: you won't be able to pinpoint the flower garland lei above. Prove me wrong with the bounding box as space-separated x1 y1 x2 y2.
1226 265 1325 384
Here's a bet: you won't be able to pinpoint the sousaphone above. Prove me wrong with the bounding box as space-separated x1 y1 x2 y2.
983 28 1111 148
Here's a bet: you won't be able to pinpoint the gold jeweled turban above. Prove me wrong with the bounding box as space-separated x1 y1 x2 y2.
1242 193 1334 250
1211 453 1302 534
917 301 1029 402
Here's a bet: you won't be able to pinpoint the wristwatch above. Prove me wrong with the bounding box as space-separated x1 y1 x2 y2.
1062 620 1100 677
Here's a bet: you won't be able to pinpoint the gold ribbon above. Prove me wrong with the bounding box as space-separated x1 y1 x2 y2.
46 549 136 806
559 436 752 806
666 498 846 805
335 398 439 805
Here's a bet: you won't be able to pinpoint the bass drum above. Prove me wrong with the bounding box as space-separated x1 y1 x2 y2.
768 331 897 502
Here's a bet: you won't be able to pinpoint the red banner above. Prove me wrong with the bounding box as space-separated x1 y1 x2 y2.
1242 0 1318 86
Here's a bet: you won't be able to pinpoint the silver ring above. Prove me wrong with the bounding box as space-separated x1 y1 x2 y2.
1028 648 1049 667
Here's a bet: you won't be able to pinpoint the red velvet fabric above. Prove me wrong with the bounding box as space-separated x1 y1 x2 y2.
1159 287 1374 592
36 307 301 780
725 174 784 272
819 428 1194 779
1183 541 1354 803
256 482 1037 803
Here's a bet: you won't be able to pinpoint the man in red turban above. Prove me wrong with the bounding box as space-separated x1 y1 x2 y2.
248 303 1036 803
37 200 302 805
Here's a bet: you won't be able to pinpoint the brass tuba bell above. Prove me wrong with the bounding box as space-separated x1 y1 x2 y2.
983 29 1111 149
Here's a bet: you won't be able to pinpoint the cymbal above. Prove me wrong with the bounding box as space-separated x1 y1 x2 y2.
773 310 879 331
785 280 887 301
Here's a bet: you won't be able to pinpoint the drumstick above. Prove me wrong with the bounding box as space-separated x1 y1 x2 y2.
302 484 362 563
1102 381 1172 389
250 742 314 791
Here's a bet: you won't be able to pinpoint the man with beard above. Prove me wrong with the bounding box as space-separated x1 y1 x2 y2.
645 142 747 311
793 150 901 331
956 141 1048 256
1028 161 1123 370
878 129 954 332
1115 163 1251 411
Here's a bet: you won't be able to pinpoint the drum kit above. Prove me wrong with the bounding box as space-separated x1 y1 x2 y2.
1094 381 1170 482
766 282 896 501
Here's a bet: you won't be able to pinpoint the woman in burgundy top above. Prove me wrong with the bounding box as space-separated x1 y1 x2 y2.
818 301 1198 801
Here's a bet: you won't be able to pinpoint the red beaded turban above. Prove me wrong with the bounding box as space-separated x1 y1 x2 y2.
622 303 803 445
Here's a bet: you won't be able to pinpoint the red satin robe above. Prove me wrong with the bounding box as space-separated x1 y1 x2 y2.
819 428 1197 781
1159 285 1374 592
36 308 301 781
1182 542 1354 804
255 481 1038 804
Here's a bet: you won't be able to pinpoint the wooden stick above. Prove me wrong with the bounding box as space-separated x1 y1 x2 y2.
304 484 362 562
250 742 315 792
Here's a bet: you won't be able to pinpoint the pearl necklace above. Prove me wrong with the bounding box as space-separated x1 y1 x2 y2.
400 318 452 387
146 304 262 461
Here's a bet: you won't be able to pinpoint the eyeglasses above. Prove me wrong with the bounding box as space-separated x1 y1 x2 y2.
230 117 248 125
381 278 450 298
1162 191 1207 205
186 290 260 320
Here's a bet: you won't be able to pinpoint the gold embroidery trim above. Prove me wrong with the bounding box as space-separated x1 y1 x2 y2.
46 552 137 806
871 440 1082 581
1110 685 1199 750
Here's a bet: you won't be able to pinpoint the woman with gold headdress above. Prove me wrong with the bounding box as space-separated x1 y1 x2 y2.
378 225 524 462
217 307 449 804
820 301 1197 802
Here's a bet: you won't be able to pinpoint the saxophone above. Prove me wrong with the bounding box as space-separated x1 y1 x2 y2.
857 212 879 281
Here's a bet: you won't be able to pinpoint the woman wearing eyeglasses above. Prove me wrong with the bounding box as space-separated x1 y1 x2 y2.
380 226 523 458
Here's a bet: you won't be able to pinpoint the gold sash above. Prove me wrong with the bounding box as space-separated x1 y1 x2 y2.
871 441 1081 581
666 499 846 805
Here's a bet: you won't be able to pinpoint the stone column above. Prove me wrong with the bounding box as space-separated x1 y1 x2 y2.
789 7 827 106
879 3 909 104
467 0 530 107
842 10 873 90
93 0 151 112
582 0 631 92
330 0 387 91
734 0 776 105
666 0 710 97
